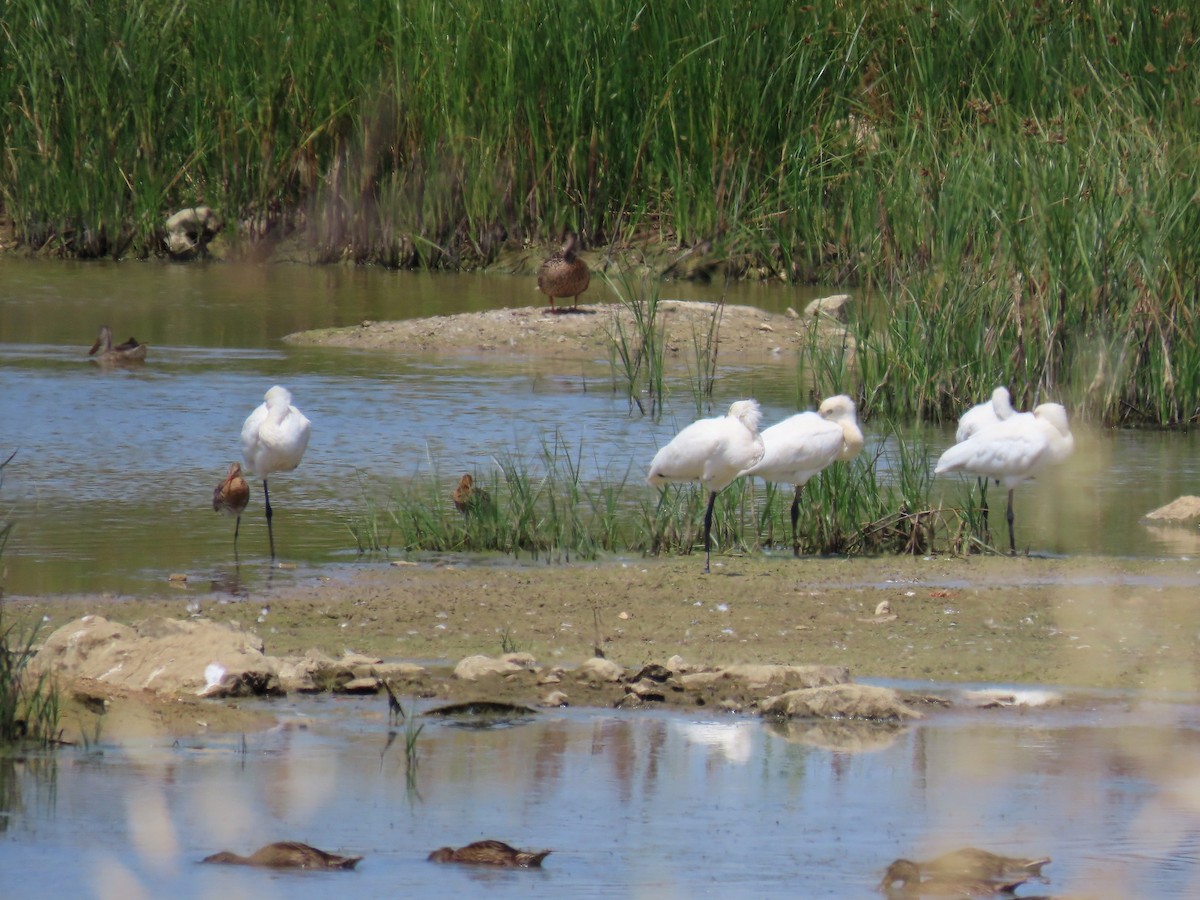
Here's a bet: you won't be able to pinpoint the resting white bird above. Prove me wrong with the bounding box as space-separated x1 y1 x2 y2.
647 400 765 573
241 385 311 559
935 403 1074 554
956 386 1016 443
743 395 865 556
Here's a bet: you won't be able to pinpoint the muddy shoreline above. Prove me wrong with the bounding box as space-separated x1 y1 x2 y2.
15 554 1200 740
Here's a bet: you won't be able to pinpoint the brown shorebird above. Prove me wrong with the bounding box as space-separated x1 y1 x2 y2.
201 841 362 870
428 840 551 868
536 232 590 313
452 473 493 517
213 462 251 549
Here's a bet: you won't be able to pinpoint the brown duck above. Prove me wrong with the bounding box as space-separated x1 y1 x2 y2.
536 232 590 313
213 461 251 546
201 841 362 870
89 325 148 363
917 848 1051 882
879 859 1027 897
428 839 550 868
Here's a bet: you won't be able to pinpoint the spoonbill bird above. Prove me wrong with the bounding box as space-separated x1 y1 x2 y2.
743 394 865 556
88 325 147 364
954 386 1018 532
935 403 1074 554
536 232 590 313
212 461 251 550
955 386 1015 443
241 385 311 559
647 399 765 573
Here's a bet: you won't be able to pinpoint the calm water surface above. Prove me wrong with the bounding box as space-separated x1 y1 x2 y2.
2 694 1199 898
3 258 1198 598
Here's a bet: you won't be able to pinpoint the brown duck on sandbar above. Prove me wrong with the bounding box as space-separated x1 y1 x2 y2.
428 839 550 868
201 841 362 870
89 325 148 363
536 232 590 313
213 462 251 548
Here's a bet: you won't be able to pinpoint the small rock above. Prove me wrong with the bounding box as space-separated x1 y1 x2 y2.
453 655 526 681
802 293 853 322
575 657 625 684
759 684 922 722
340 676 382 695
540 690 569 708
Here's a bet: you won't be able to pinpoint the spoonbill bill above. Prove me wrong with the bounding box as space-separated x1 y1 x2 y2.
212 461 251 550
743 394 865 555
241 385 311 559
647 399 765 573
536 232 590 313
935 403 1074 554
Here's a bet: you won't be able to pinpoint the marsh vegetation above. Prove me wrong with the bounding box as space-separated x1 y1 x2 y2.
1 1 1196 425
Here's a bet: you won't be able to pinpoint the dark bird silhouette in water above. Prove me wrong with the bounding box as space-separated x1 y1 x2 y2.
89 325 147 364
201 841 362 870
428 840 551 868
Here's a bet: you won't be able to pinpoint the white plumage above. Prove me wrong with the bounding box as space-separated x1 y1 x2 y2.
647 399 765 572
955 386 1016 443
935 402 1074 554
241 385 311 558
744 395 865 555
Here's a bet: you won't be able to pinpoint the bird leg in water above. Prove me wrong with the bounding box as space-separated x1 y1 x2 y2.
790 484 804 557
702 490 718 574
1005 487 1016 555
263 479 276 559
977 477 990 539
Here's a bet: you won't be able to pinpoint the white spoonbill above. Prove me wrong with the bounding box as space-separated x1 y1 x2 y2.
935 403 1074 555
955 386 1016 443
954 385 1018 532
743 394 865 556
647 399 765 573
241 385 311 559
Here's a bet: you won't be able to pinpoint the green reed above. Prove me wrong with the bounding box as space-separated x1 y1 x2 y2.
0 453 60 746
605 272 666 416
352 424 959 564
2 1 1195 421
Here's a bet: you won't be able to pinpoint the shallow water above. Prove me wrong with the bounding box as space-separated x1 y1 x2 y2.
3 258 1199 598
2 693 1199 898
4 259 1200 898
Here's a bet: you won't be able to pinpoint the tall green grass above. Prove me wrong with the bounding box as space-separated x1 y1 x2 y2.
0 452 60 746
1 1 1195 422
348 429 956 564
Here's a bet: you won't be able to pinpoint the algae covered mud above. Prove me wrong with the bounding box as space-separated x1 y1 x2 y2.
17 555 1200 703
